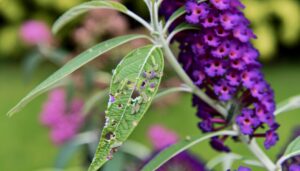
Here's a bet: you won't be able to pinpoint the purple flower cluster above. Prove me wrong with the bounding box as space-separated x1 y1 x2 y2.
40 89 84 145
161 0 279 151
145 125 207 171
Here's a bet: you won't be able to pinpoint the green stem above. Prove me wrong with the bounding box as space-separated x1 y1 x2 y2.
154 86 192 100
240 134 276 171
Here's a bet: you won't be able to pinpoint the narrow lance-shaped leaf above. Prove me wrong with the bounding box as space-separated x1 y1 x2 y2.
53 1 128 34
7 34 148 116
88 45 164 171
141 130 238 171
163 7 186 32
277 137 300 166
52 0 153 34
167 23 200 43
275 94 300 116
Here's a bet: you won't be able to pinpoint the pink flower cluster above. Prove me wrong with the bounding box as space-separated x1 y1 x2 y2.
40 89 84 145
20 20 52 46
148 125 178 150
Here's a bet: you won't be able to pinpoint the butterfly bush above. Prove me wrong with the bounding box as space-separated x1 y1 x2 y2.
40 89 84 145
146 124 207 171
13 0 300 170
161 0 279 152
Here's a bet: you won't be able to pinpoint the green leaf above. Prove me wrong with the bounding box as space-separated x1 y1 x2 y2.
163 7 186 32
141 130 238 171
88 45 164 171
120 140 151 160
207 153 264 170
7 34 147 116
277 137 300 166
275 94 300 116
167 23 200 43
154 86 191 100
52 0 128 34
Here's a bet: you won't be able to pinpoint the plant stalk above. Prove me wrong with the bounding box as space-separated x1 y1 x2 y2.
240 134 276 171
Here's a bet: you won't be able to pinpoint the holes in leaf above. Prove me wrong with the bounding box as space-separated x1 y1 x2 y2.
131 89 140 99
131 104 140 114
105 132 115 140
118 104 123 109
140 81 147 89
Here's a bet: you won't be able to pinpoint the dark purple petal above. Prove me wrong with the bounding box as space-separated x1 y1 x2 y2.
210 137 230 152
264 129 279 149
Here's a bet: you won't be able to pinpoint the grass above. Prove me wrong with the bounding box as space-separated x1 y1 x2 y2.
0 62 299 171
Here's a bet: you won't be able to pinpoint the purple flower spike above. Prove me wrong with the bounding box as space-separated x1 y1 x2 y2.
160 0 279 151
186 1 209 24
264 129 279 149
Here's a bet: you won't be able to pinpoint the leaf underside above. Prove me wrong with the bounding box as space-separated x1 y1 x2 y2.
284 137 300 156
88 45 164 171
7 34 147 116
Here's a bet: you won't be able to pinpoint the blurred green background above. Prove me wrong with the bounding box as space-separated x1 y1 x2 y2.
0 0 299 171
